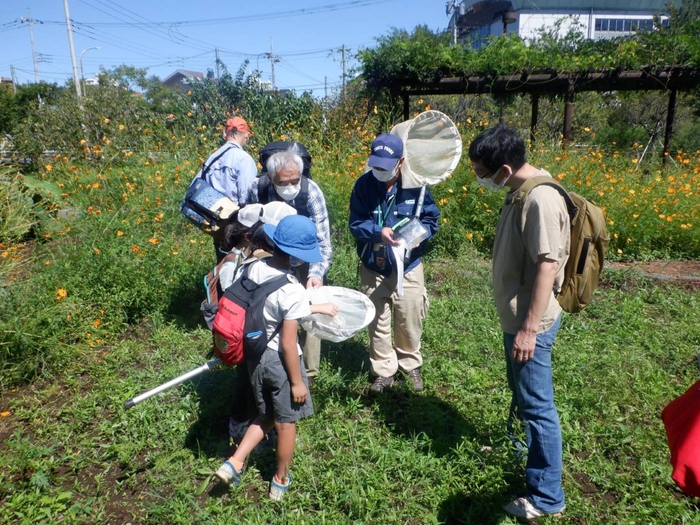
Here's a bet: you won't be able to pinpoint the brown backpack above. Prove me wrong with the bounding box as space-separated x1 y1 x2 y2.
512 176 610 313
200 251 243 329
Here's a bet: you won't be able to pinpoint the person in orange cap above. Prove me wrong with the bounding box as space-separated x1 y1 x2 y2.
202 116 257 261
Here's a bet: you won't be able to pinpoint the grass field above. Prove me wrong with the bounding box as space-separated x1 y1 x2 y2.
1 249 699 523
1 145 699 523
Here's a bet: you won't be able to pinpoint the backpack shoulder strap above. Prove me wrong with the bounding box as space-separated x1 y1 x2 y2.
513 176 577 220
257 174 272 204
260 273 292 295
296 176 310 217
258 271 292 345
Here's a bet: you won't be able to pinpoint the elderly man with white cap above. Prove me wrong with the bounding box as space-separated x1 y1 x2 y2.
349 133 440 393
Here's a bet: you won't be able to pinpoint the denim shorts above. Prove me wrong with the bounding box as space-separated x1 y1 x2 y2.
249 350 314 424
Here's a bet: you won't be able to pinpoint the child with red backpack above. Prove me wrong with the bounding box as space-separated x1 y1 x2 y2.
215 214 338 501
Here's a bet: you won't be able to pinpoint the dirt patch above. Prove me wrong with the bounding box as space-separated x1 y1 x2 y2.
609 260 700 279
606 260 700 291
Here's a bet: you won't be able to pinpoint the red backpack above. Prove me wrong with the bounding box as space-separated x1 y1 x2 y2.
212 262 290 366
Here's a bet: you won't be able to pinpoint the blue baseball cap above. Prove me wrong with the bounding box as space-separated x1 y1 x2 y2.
263 215 322 263
367 133 404 171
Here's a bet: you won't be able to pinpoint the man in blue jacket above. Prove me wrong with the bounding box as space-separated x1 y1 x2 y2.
349 134 439 393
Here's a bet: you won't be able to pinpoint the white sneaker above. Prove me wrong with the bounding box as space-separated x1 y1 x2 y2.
503 496 565 521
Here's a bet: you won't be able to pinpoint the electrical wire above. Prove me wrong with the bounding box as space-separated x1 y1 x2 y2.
35 0 395 27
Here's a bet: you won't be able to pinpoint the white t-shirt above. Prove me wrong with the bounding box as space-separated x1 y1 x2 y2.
243 261 310 354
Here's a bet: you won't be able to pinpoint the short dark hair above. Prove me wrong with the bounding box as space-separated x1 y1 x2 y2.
468 125 527 173
248 222 275 253
219 211 249 253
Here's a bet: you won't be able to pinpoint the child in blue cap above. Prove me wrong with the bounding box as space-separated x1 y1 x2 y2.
215 214 338 501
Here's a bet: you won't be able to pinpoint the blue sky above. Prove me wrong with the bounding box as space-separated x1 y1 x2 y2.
0 0 449 96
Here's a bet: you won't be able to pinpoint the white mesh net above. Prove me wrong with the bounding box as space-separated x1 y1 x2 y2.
390 110 463 189
301 286 376 343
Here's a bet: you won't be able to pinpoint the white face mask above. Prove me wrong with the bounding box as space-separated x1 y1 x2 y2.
477 168 511 191
274 183 301 201
372 166 398 182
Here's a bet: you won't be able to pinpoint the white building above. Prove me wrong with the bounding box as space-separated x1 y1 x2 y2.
448 0 679 48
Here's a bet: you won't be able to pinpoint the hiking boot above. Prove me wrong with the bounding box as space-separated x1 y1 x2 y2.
215 460 244 487
269 472 292 501
503 496 565 522
407 368 424 392
369 375 394 393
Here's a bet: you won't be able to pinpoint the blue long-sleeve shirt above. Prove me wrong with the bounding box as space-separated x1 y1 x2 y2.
202 142 257 206
349 171 439 276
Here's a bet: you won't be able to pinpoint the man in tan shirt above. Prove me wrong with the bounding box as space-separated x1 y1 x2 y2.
469 126 569 521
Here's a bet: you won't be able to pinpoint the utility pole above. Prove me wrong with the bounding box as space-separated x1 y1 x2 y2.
269 39 277 91
324 76 327 100
10 65 18 93
63 0 82 98
215 48 220 80
445 1 463 46
341 44 346 98
18 9 40 83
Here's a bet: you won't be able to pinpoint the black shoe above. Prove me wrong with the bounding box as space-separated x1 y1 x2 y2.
407 368 424 392
369 375 394 393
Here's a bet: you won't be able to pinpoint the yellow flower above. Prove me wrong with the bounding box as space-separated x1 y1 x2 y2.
103 118 110 124
149 238 159 245
93 247 101 255
465 233 473 239
119 124 125 131
131 245 140 252
93 319 101 328
0 411 10 417
45 164 53 171
117 230 124 237
57 288 67 298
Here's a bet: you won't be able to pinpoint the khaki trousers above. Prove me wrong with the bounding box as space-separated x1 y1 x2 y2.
360 263 428 378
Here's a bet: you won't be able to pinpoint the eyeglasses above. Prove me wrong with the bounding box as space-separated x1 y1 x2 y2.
472 163 495 179
274 177 301 186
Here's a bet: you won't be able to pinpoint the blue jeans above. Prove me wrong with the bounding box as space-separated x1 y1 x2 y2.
504 316 564 513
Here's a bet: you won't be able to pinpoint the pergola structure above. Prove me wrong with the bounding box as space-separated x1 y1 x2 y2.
378 65 700 162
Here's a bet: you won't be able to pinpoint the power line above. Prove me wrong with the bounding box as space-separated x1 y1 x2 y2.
36 0 395 27
77 0 212 53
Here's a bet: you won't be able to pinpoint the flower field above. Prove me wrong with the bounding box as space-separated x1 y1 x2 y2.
1 80 699 523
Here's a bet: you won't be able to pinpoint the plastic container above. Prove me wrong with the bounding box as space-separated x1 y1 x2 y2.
394 217 429 250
